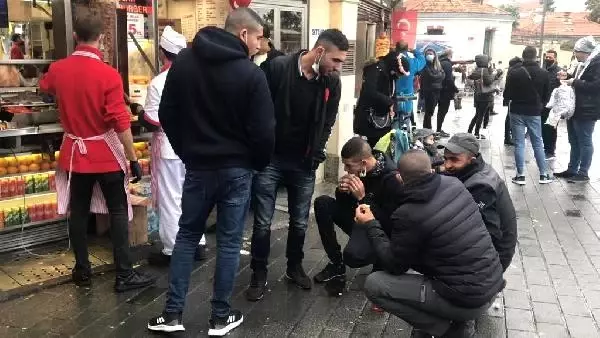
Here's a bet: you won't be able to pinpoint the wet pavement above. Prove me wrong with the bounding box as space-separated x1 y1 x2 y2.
1 97 600 337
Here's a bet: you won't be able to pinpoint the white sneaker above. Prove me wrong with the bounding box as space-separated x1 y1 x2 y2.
539 174 554 184
208 309 244 336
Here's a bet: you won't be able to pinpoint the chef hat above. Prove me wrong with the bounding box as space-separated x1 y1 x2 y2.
160 26 186 55
574 36 597 54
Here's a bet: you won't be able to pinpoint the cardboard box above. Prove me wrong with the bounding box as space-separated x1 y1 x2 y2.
95 195 149 246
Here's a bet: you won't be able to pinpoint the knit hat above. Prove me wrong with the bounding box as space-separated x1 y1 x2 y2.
160 26 187 55
574 36 597 54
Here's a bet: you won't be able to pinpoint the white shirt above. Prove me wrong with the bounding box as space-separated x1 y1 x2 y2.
144 70 179 159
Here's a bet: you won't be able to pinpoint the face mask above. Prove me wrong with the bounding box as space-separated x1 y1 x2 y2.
426 54 435 62
312 50 324 75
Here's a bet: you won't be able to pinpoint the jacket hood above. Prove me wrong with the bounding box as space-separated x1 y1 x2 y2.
475 54 490 68
192 26 249 62
395 173 440 204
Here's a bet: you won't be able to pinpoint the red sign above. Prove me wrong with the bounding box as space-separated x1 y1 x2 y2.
391 9 418 48
229 0 252 8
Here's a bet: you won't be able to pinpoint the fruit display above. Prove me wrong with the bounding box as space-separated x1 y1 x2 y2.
0 202 58 228
134 142 151 160
0 173 54 198
0 153 55 178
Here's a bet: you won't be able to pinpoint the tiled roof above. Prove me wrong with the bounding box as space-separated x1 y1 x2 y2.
404 0 507 15
515 12 600 37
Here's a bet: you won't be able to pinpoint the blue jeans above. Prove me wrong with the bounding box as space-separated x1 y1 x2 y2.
165 168 252 318
567 118 597 176
510 114 547 175
251 158 316 271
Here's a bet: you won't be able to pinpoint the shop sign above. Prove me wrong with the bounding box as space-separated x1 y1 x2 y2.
119 0 153 15
127 13 145 39
229 0 252 8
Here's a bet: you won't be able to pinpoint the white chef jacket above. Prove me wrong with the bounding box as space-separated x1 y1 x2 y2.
143 70 178 159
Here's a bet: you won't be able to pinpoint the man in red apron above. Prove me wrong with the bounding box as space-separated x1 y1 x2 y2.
39 10 155 292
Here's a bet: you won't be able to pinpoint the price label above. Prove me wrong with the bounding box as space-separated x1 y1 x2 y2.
127 13 144 39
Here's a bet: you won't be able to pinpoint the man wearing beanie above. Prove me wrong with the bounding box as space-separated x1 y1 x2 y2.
139 26 207 265
556 36 600 183
503 46 552 185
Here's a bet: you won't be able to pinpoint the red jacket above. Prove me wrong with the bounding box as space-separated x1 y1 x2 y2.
39 45 130 173
10 44 24 59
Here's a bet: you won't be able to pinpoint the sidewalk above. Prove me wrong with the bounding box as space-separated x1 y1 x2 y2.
1 98 600 337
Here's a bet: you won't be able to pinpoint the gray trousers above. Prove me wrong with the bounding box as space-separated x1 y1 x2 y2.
364 271 490 336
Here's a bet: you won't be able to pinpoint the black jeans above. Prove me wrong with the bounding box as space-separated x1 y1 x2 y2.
437 97 452 132
541 108 557 155
483 102 493 129
69 171 132 275
422 90 440 129
365 272 491 336
504 112 512 142
468 101 491 136
314 195 354 264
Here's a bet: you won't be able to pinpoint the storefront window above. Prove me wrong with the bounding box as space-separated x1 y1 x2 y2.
254 7 274 40
0 0 54 60
280 10 302 54
250 3 306 54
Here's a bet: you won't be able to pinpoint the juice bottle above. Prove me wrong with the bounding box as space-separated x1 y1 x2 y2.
44 203 53 220
27 205 36 222
8 178 16 197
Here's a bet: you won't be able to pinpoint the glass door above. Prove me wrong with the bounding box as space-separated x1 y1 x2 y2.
251 4 307 54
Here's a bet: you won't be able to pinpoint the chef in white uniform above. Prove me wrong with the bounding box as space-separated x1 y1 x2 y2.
140 26 206 265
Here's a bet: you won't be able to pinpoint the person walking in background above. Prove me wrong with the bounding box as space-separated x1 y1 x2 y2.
252 26 283 68
10 34 24 59
138 26 207 266
542 50 561 160
503 57 523 146
556 36 600 183
420 48 445 130
437 49 458 137
394 41 426 125
147 8 276 336
38 9 155 292
246 29 348 301
467 54 495 139
504 46 552 186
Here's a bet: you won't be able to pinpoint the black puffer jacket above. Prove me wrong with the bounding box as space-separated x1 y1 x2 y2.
420 63 445 91
503 60 550 116
365 174 505 308
572 54 600 120
447 155 517 271
468 55 495 102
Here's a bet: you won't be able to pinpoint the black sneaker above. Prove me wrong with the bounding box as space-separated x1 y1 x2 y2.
539 174 554 184
72 268 92 287
475 134 486 140
512 176 526 185
314 262 346 283
245 270 267 301
437 130 451 138
568 174 590 183
147 312 184 332
441 320 475 338
324 275 346 297
114 270 155 292
195 245 207 261
555 170 577 179
410 329 433 338
208 309 243 336
286 263 312 289
504 139 514 146
148 251 171 267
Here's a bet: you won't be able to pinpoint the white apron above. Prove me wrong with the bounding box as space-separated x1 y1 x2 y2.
56 50 133 221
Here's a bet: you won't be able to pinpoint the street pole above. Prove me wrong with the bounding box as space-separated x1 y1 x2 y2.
539 0 547 63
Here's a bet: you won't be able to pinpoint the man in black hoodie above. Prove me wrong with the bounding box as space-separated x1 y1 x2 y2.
147 8 275 336
437 49 458 137
542 50 561 159
358 150 504 338
246 29 348 301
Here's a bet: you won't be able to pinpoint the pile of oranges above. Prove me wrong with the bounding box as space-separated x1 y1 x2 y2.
134 142 150 160
0 153 58 177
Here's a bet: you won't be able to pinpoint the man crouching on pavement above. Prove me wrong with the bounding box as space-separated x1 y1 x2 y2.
442 133 517 271
312 137 395 288
357 150 505 338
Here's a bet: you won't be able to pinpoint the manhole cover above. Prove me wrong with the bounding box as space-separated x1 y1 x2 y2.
565 209 582 217
572 194 586 201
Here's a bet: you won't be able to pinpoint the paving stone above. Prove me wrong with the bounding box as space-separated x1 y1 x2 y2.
504 290 531 310
558 295 592 317
505 272 528 291
553 279 582 297
530 285 558 304
533 301 564 324
536 323 570 338
525 269 552 286
548 264 576 281
506 308 535 332
507 330 539 338
581 289 600 310
565 315 600 338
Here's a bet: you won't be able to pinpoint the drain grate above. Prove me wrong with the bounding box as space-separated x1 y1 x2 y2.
565 209 582 217
572 194 586 201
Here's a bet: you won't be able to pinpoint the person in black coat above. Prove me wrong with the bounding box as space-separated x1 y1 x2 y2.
467 54 495 139
354 51 409 147
542 50 561 158
312 137 396 287
556 36 600 183
358 150 504 338
502 57 523 145
437 50 458 137
420 48 445 130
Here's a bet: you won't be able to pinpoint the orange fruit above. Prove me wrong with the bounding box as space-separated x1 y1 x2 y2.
29 163 40 172
40 162 51 171
5 157 17 167
0 158 7 168
7 166 18 174
18 156 31 166
32 154 42 164
18 164 29 173
142 150 150 158
135 150 143 159
0 167 7 176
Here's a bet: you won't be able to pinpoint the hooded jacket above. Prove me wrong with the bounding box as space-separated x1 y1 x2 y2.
468 55 496 102
365 174 505 308
439 55 458 99
158 26 276 171
572 53 600 120
261 51 341 170
445 154 517 271
503 59 550 116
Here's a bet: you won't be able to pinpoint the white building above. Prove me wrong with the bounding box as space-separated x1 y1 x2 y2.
404 0 513 63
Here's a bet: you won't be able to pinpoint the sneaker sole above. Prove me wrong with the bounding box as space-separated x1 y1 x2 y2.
208 316 243 336
313 273 345 284
285 273 312 290
539 180 554 184
147 324 185 332
512 181 526 186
